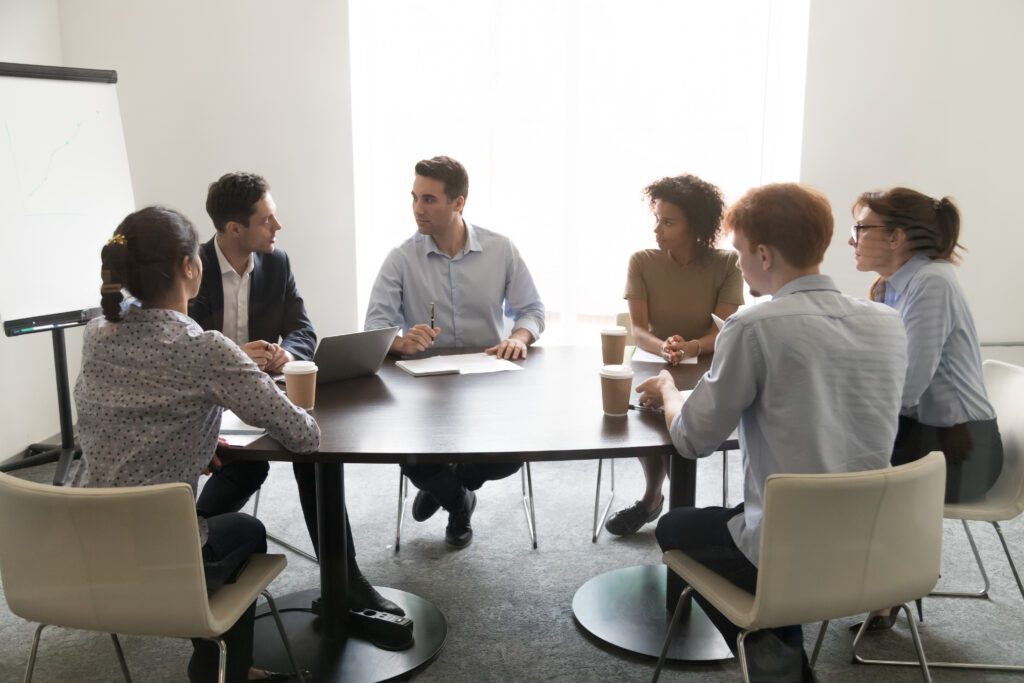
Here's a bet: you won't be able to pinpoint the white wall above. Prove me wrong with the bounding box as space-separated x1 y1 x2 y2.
802 0 1024 366
57 0 359 335
0 0 78 459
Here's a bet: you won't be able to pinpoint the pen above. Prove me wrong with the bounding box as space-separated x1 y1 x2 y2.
430 302 435 329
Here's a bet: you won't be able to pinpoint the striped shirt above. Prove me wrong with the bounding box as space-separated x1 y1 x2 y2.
668 274 907 565
887 254 994 426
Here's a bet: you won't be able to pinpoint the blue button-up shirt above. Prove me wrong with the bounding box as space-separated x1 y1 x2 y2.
886 254 994 426
668 274 907 565
364 221 545 347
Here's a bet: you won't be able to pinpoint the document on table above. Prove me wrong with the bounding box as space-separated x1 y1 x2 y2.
630 346 698 365
395 352 524 377
220 410 266 446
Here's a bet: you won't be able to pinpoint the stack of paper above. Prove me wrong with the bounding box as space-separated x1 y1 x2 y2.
395 352 523 376
220 410 266 446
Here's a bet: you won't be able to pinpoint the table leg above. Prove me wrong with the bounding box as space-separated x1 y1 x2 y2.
572 448 731 662
251 460 448 681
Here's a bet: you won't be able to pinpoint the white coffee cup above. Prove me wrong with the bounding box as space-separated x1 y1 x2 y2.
599 364 634 417
283 360 318 410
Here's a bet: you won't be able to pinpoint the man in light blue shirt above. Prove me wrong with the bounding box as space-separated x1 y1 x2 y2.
637 183 907 681
365 156 545 548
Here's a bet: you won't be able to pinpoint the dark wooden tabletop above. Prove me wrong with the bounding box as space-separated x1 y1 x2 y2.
233 345 714 465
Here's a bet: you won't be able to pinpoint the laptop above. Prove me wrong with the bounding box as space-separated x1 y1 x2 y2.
312 326 400 384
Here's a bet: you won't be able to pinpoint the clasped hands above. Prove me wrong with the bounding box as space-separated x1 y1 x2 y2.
242 340 291 374
661 335 698 365
395 323 529 360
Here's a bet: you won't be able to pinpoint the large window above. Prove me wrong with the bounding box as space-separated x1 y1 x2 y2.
350 0 808 343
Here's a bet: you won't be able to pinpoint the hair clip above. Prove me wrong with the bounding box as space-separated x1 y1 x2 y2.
107 234 127 246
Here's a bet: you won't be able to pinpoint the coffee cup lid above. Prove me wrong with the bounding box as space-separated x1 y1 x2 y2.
283 360 318 375
599 364 634 379
601 326 627 336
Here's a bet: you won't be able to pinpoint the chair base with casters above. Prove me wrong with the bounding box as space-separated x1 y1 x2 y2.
252 487 319 564
394 462 538 552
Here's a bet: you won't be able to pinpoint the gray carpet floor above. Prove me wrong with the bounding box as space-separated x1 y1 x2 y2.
2 454 1023 682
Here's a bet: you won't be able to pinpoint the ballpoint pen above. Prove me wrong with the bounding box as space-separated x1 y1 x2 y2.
430 301 435 328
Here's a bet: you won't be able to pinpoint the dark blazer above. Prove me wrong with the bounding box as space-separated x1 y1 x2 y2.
189 237 317 361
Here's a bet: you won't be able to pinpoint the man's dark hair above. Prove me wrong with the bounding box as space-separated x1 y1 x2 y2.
642 174 725 259
414 156 468 203
206 172 270 232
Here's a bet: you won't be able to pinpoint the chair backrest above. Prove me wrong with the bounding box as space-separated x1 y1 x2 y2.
0 474 215 637
615 312 636 347
981 360 1024 515
750 452 945 629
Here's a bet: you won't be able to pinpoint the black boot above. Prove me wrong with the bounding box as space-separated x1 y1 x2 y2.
348 562 405 616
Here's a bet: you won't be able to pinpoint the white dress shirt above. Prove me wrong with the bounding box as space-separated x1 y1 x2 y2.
214 236 254 346
667 274 908 565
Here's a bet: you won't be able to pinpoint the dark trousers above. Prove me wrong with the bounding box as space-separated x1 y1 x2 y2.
196 459 354 561
401 462 522 511
892 416 1004 503
190 512 267 683
656 504 808 682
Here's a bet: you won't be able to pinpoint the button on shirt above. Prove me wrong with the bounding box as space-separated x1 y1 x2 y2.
73 307 320 544
364 222 545 347
214 236 254 346
885 254 994 426
667 275 907 566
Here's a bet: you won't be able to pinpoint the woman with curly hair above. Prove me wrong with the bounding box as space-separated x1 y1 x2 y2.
604 174 744 536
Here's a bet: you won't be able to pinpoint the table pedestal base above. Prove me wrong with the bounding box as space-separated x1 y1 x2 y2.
572 565 732 661
254 587 447 682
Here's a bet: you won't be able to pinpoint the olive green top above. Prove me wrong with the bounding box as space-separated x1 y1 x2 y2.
623 248 744 340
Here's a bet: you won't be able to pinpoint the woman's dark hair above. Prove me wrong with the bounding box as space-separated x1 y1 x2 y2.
642 174 725 259
100 206 200 322
854 187 963 263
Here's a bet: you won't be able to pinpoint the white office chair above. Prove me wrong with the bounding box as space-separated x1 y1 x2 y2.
0 473 303 683
652 452 946 683
860 359 1024 672
395 463 538 551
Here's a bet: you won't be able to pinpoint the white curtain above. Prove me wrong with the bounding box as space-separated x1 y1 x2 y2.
350 0 808 344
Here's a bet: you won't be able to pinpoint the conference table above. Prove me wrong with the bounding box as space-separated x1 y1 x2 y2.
229 345 735 681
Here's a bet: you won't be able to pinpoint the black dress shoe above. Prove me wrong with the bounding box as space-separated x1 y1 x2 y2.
250 669 312 682
412 489 442 522
348 570 406 617
445 489 476 548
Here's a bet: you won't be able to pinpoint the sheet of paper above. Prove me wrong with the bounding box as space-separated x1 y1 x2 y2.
396 352 523 376
630 346 698 365
220 410 266 446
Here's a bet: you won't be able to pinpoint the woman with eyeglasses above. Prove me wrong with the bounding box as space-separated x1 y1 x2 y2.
603 174 744 536
849 187 1004 629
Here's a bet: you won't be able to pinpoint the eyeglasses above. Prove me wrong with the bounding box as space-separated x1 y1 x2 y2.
850 223 889 244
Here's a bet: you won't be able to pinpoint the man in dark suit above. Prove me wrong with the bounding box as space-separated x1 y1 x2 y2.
191 172 401 616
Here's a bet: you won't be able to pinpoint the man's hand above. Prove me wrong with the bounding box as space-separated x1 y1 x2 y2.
265 345 293 374
242 340 276 371
396 324 440 355
485 337 528 360
635 370 675 409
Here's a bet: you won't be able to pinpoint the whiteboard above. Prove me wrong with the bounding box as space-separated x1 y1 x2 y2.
0 68 135 323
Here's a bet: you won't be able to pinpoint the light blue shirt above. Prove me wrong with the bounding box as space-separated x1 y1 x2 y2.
364 221 545 347
668 274 907 565
886 254 994 426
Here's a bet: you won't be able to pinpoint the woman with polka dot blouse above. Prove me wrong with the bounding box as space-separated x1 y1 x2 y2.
73 206 319 683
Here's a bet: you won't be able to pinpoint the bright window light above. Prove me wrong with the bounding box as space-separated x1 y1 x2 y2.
350 0 809 344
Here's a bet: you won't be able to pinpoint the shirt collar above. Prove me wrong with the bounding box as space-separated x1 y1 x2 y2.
886 254 930 297
772 273 840 299
213 235 254 277
420 219 482 257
